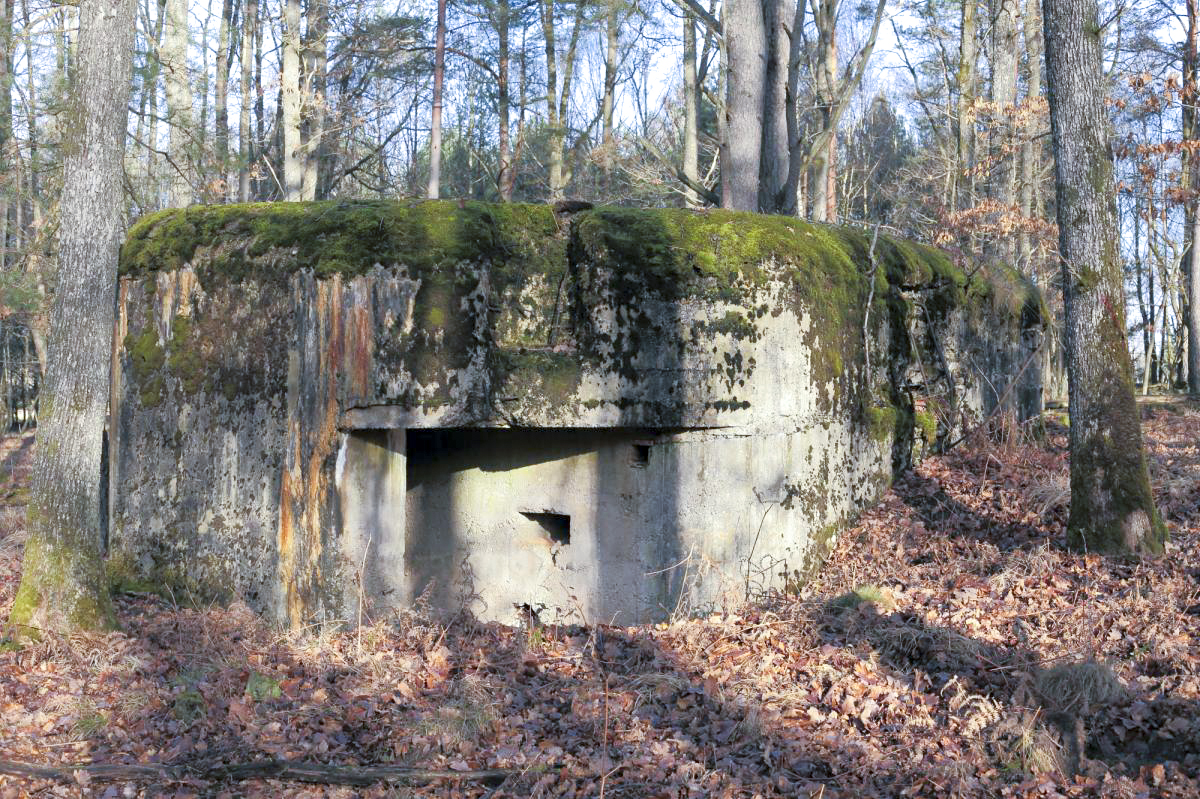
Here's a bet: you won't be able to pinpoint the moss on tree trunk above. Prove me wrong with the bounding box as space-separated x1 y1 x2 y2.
8 0 135 635
1043 0 1167 554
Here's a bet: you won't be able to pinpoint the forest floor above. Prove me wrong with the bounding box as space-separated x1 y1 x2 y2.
1 403 1200 798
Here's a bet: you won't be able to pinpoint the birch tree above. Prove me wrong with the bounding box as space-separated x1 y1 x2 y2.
9 0 136 634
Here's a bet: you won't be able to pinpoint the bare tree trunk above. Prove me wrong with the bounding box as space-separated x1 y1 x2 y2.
723 0 765 210
496 0 514 200
1134 200 1151 393
955 0 978 212
811 10 837 222
301 0 326 199
427 0 446 199
599 0 619 189
141 0 165 199
254 0 263 173
0 0 13 271
1184 0 1200 393
281 0 302 200
1018 0 1042 272
239 0 257 201
806 0 883 222
20 0 37 229
163 0 192 206
214 0 233 199
783 0 805 215
759 0 789 213
682 12 700 208
716 4 732 208
1043 0 1166 554
540 0 584 201
986 0 1019 263
197 0 212 155
540 0 562 200
9 0 136 634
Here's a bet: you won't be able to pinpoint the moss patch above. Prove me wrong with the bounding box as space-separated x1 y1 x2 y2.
124 328 167 407
497 349 583 407
10 531 117 635
915 409 938 442
121 200 563 289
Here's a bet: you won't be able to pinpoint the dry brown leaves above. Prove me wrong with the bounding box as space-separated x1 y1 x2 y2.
1 405 1199 798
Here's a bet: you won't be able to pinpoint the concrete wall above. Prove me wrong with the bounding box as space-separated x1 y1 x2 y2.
108 201 1044 626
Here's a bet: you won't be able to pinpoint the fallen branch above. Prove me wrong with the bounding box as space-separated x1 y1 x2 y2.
0 758 515 787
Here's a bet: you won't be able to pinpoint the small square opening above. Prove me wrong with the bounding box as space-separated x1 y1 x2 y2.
521 511 570 545
631 442 652 467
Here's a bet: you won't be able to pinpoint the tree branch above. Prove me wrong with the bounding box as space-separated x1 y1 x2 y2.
667 0 721 36
0 758 517 787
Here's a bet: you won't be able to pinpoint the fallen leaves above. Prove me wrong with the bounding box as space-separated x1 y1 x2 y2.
1 407 1200 796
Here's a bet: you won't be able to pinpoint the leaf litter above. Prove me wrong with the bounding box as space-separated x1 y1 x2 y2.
0 403 1198 798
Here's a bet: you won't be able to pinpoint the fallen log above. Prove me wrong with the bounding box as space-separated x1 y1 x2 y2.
0 758 514 787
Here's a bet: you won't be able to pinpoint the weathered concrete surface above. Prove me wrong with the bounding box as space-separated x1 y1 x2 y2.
108 201 1044 626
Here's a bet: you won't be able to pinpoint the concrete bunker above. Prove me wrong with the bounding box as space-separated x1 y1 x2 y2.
339 423 705 623
107 200 1045 626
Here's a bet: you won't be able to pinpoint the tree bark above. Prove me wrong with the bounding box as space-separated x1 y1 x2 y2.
162 0 192 206
0 0 13 271
300 0 327 199
239 0 257 201
1018 0 1042 273
682 12 700 208
955 0 978 212
214 0 233 199
9 0 136 634
986 0 1019 263
495 0 514 200
1184 0 1200 393
1042 0 1166 554
758 0 790 213
281 0 302 200
805 0 884 222
723 0 765 210
600 0 619 188
427 0 446 199
539 0 584 201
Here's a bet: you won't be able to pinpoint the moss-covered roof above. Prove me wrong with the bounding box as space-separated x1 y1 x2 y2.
573 206 970 298
120 199 563 283
119 200 1041 323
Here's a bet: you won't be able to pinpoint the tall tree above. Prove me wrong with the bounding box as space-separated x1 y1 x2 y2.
9 0 137 633
300 0 327 198
162 0 192 205
239 0 258 201
682 11 700 208
213 0 234 198
1184 0 1200 393
805 0 886 222
281 0 303 200
723 0 765 210
985 0 1019 262
428 0 447 199
1017 0 1042 273
955 0 978 212
1042 0 1166 553
539 0 587 200
0 0 13 270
